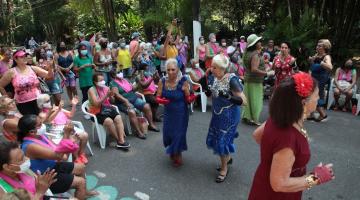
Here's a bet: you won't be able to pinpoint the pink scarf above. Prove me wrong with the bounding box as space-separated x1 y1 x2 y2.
95 86 111 106
24 135 78 153
0 172 36 196
24 135 57 150
115 79 133 93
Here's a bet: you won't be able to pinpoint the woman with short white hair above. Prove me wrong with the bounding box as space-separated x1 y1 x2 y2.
156 58 196 167
206 54 247 183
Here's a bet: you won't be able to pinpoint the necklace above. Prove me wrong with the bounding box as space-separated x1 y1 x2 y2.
295 123 310 141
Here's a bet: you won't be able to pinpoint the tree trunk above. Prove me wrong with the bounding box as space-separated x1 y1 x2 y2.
192 0 200 21
286 0 293 35
319 0 326 22
139 0 155 41
102 0 116 41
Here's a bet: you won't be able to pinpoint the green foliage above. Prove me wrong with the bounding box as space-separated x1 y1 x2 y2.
116 10 143 40
263 6 329 54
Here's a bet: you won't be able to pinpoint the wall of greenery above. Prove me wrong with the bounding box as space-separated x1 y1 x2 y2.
0 0 359 65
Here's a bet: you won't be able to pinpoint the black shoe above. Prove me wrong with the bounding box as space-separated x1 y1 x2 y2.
148 126 160 132
215 169 229 183
307 116 316 121
136 134 147 140
116 141 130 149
216 158 233 171
314 115 328 122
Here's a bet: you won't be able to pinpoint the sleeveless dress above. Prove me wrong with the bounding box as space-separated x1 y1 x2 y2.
161 76 189 155
97 53 113 84
206 74 241 155
58 53 75 87
310 55 330 106
242 51 265 123
248 118 310 200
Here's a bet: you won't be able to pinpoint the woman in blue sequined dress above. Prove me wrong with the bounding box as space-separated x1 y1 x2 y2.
156 58 195 167
206 54 247 183
309 39 332 122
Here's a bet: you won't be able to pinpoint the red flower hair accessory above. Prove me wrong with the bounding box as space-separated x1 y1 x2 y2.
293 72 314 98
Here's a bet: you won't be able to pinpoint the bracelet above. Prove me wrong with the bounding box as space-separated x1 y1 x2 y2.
305 175 317 190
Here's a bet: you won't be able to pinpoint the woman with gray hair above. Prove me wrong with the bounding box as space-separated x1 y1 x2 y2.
156 58 196 167
205 33 220 69
206 54 247 183
309 39 333 122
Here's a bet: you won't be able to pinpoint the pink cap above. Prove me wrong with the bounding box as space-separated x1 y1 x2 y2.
13 50 26 59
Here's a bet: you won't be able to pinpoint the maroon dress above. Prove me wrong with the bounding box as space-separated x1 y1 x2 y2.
248 118 310 200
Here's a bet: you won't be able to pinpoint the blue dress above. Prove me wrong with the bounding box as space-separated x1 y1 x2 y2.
310 55 330 106
162 76 189 155
206 74 242 155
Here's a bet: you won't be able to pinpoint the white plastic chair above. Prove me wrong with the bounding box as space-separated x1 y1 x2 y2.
72 121 94 156
82 100 133 147
81 100 114 149
327 78 359 113
355 94 360 115
186 75 207 113
327 78 335 110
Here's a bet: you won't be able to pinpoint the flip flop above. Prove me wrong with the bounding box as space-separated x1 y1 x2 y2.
85 190 99 198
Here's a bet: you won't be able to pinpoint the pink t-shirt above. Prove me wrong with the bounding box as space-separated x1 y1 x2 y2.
53 110 69 125
129 40 139 58
198 45 206 61
12 66 40 103
239 41 247 53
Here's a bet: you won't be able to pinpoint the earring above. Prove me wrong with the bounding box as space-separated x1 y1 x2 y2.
302 106 307 122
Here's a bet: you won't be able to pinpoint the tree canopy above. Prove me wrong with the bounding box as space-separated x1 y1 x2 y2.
0 0 359 63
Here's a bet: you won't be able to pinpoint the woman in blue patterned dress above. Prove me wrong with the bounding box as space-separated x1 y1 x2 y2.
156 58 196 167
206 54 247 183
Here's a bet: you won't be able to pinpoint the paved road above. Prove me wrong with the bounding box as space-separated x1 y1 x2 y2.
69 98 360 200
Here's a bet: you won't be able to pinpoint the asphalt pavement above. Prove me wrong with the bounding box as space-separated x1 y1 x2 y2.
71 98 360 200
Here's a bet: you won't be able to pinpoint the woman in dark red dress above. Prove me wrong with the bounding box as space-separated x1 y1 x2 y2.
249 73 335 200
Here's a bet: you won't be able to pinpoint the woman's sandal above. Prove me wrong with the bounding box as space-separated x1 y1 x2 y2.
216 158 233 171
215 169 229 183
314 115 328 122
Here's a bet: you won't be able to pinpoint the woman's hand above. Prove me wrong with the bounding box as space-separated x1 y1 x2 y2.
35 169 57 196
58 100 64 110
70 96 79 106
63 122 75 139
107 89 114 98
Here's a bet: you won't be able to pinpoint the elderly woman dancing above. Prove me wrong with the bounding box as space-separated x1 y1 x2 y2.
206 54 247 183
156 58 196 167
